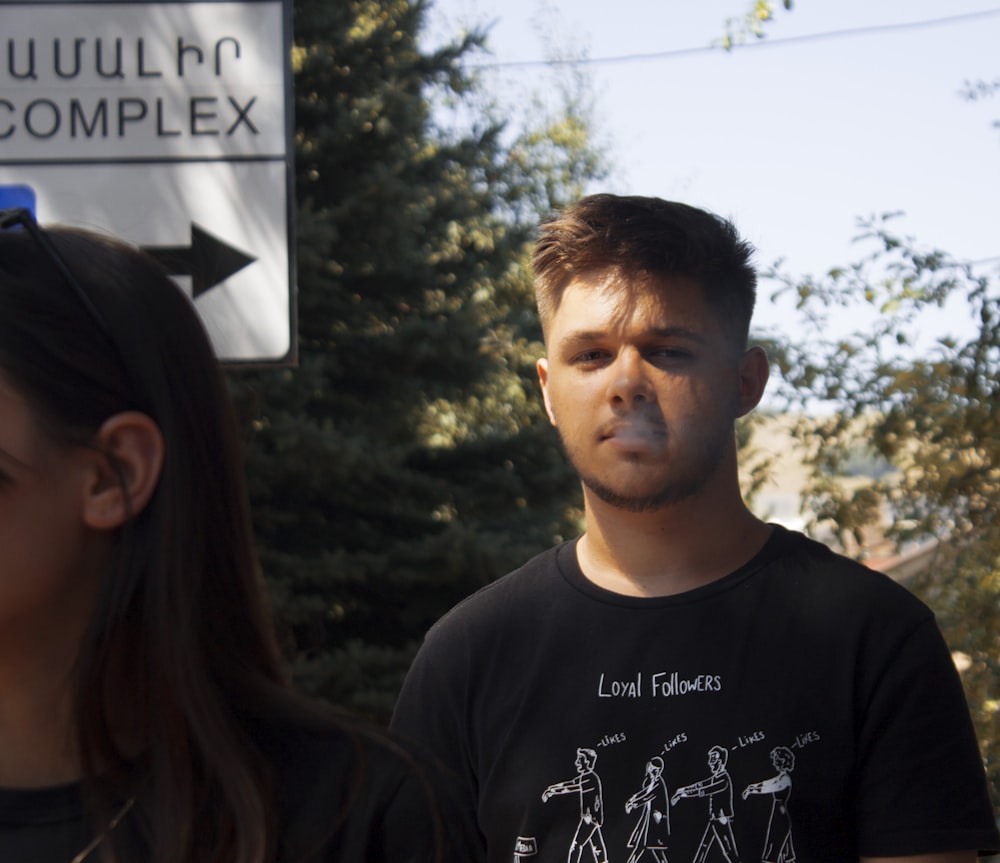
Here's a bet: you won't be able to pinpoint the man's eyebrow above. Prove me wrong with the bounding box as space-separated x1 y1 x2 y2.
559 330 607 346
559 326 706 345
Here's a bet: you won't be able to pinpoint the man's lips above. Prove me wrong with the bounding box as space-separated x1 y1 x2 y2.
598 421 667 448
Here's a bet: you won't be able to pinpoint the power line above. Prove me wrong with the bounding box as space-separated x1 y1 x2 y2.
461 8 1000 70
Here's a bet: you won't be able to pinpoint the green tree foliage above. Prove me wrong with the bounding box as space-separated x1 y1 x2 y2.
765 216 1000 805
228 0 604 721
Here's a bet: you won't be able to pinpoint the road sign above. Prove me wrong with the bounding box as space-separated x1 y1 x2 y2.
0 0 295 364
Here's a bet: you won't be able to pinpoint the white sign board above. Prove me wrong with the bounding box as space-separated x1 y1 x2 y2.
0 0 295 363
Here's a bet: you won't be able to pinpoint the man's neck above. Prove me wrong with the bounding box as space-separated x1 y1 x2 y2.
576 491 772 598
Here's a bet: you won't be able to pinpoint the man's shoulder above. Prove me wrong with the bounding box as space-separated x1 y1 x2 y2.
263 720 483 863
764 525 934 622
423 542 569 639
440 541 568 612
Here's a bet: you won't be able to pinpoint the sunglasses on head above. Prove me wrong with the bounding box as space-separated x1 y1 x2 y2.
0 207 113 338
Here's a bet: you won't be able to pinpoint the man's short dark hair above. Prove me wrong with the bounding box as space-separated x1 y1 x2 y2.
532 194 758 345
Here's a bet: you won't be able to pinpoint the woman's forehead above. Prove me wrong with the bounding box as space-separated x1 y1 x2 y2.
0 373 42 466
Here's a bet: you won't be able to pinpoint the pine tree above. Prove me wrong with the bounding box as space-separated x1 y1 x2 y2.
229 0 603 720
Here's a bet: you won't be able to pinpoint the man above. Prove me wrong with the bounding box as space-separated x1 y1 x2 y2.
391 195 999 863
542 748 610 863
672 746 741 863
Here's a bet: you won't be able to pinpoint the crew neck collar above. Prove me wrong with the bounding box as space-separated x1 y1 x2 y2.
555 523 792 607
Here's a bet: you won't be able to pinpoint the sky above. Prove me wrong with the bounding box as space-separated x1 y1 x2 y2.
421 0 1000 343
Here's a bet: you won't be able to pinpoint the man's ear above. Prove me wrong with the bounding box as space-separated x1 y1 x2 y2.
537 357 557 426
82 411 165 530
736 346 770 418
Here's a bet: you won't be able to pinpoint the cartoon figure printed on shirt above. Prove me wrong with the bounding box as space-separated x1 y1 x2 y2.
542 747 611 863
624 755 671 863
671 745 741 863
741 746 796 863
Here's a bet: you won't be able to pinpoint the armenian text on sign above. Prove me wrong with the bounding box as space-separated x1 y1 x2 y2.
1 3 285 160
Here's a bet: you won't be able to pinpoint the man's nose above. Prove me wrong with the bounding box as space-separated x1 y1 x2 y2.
608 348 654 406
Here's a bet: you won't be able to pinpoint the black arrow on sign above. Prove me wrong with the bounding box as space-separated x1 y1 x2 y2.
141 223 256 298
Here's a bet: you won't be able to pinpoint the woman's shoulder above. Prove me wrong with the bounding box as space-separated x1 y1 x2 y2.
264 716 482 863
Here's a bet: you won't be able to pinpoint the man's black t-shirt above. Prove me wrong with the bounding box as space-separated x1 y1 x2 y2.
392 526 999 862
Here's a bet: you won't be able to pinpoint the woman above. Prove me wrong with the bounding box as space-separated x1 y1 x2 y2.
624 757 669 863
0 210 478 863
741 746 796 863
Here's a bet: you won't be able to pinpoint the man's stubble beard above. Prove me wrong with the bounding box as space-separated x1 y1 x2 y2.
557 419 734 514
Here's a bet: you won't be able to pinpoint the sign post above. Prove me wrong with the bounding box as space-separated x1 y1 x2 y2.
0 0 296 364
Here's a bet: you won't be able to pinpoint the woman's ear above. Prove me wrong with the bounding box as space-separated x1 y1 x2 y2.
82 412 165 530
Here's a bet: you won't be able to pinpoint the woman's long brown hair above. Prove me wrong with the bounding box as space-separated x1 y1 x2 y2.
0 226 361 862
